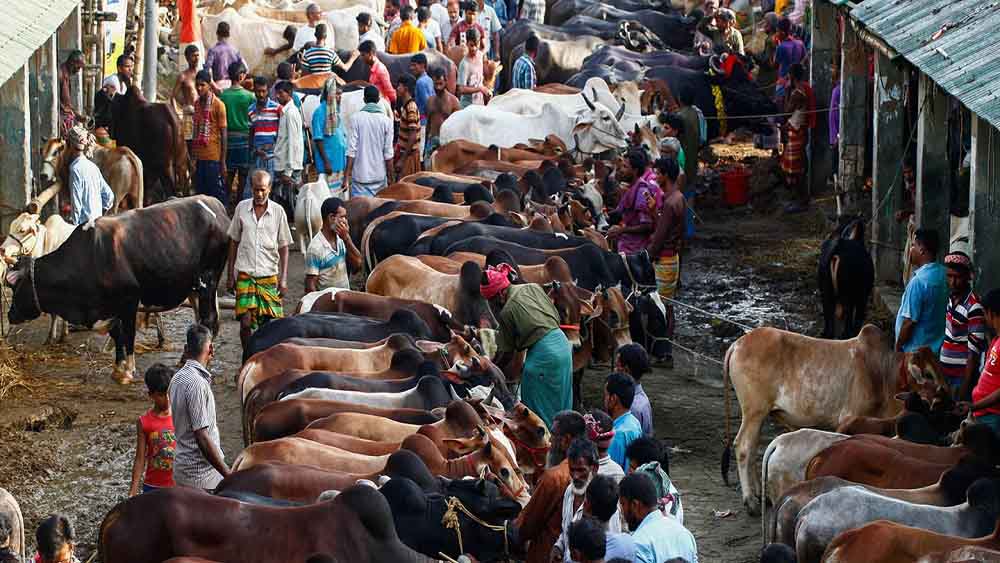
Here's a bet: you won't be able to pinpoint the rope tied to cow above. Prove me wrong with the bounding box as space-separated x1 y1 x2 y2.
441 495 509 559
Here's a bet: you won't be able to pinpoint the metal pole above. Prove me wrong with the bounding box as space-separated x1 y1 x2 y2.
142 0 157 99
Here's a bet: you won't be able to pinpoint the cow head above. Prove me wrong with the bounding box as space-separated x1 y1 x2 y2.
459 261 497 329
478 432 530 507
629 122 661 160
900 347 950 402
594 285 634 362
441 424 490 456
5 256 43 324
39 138 66 189
443 476 523 522
1 213 46 266
573 94 628 155
501 402 551 476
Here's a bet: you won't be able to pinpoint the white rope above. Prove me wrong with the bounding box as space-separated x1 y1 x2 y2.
661 296 757 332
665 335 726 367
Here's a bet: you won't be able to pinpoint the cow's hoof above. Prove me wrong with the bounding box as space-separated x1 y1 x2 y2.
112 367 136 385
744 498 761 517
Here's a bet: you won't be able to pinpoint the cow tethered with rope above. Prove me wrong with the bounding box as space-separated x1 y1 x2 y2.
4 196 230 384
719 324 949 516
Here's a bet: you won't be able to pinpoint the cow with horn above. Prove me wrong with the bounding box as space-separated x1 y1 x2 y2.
4 196 230 383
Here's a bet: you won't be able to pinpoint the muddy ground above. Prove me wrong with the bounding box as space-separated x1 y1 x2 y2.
0 144 888 562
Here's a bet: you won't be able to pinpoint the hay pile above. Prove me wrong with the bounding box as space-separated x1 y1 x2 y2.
0 344 28 402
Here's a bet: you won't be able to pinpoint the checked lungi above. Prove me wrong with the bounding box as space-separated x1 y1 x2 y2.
234 273 284 331
781 125 807 176
654 253 680 300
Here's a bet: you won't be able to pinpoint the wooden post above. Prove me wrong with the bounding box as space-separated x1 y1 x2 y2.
838 22 869 214
915 73 951 257
30 35 60 184
969 115 1000 292
871 51 906 284
809 0 837 200
0 65 33 231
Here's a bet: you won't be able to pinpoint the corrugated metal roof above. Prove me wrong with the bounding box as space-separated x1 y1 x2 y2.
852 0 1000 129
0 0 80 86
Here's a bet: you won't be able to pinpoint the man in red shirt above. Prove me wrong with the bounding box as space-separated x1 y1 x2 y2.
360 40 396 105
960 289 1000 437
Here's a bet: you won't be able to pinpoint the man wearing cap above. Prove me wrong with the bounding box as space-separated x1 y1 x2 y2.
941 251 987 400
479 264 572 428
65 125 115 226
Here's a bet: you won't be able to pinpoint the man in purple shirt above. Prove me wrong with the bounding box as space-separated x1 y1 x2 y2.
829 70 841 183
205 21 245 89
608 149 661 255
773 17 806 104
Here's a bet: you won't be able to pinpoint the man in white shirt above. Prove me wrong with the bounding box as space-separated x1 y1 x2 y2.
304 197 362 292
429 0 450 39
345 86 395 197
292 3 324 51
227 169 293 350
476 0 501 59
553 441 629 562
441 0 459 48
272 81 304 209
357 12 386 51
65 125 115 226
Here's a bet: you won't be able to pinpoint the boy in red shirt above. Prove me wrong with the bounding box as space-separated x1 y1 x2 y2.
960 289 1000 436
128 364 177 496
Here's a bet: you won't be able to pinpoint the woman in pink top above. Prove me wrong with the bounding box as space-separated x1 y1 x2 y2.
608 149 662 255
960 289 1000 436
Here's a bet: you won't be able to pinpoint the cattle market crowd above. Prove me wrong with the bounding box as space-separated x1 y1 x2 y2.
6 0 1000 562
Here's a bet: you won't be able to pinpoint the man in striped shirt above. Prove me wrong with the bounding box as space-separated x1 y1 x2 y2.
169 324 228 490
301 24 360 75
942 251 987 399
511 34 538 90
246 76 283 198
519 0 545 24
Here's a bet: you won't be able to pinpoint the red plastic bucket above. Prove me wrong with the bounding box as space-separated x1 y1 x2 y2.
721 167 751 206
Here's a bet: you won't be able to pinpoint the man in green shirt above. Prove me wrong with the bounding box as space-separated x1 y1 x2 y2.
218 61 256 209
480 263 573 428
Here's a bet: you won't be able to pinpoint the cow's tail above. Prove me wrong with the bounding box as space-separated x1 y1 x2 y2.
721 342 735 486
123 147 144 210
360 216 381 275
760 437 779 543
238 360 257 446
98 499 126 563
303 191 317 253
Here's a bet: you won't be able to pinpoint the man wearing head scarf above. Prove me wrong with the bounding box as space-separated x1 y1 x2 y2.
65 125 115 226
585 411 625 482
479 264 572 428
312 77 348 195
941 251 987 400
697 8 744 55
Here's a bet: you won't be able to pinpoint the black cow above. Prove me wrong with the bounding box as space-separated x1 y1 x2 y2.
365 212 513 266
277 358 435 399
548 0 670 25
443 237 656 293
574 6 696 50
214 490 305 507
500 21 611 90
630 293 671 361
818 217 874 339
411 176 496 204
508 34 607 86
381 477 520 561
112 83 187 203
5 196 228 382
243 309 436 361
583 44 708 72
423 222 592 255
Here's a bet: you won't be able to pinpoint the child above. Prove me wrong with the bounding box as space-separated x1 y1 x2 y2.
33 514 78 563
616 343 653 436
128 363 176 496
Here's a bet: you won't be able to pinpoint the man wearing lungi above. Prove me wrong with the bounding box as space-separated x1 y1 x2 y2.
781 63 815 213
226 170 293 351
479 264 573 429
646 156 686 368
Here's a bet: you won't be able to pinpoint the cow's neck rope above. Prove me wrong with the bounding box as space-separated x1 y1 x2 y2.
440 496 509 559
618 252 656 300
9 228 40 257
502 423 549 473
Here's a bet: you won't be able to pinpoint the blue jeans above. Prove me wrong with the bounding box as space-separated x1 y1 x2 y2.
974 414 1000 438
194 160 226 207
142 483 163 494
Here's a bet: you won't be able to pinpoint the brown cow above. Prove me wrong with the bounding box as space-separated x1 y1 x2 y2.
721 324 948 514
820 520 1000 563
252 399 439 443
293 428 403 456
366 255 495 328
306 399 484 444
294 288 459 340
40 138 144 212
917 546 1000 562
431 140 557 175
804 438 966 489
98 485 430 563
237 333 419 403
377 182 466 203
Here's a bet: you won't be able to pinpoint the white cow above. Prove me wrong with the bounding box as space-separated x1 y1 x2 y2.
294 177 338 253
440 96 628 155
489 77 656 132
201 5 377 75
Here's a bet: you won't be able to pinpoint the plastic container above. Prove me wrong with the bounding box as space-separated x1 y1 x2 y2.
721 167 751 206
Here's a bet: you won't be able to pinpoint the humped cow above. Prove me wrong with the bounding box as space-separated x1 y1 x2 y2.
111 82 187 203
5 196 230 383
720 324 948 515
39 138 144 213
439 93 627 155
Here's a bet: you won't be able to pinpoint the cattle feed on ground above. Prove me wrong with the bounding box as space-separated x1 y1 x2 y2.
11 3 992 562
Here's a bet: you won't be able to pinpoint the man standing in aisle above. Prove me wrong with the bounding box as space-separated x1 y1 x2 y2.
357 13 386 52
605 372 642 469
191 70 228 205
227 170 293 350
424 67 460 167
246 76 283 198
510 35 538 90
218 62 255 207
304 197 362 292
942 251 986 399
205 22 244 89
272 81 304 213
896 229 948 354
170 323 230 490
58 50 85 137
345 86 395 197
359 40 397 105
388 6 428 54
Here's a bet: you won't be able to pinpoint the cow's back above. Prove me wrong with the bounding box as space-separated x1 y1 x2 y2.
728 327 886 430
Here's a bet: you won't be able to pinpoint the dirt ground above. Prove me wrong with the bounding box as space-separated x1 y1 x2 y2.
0 144 885 562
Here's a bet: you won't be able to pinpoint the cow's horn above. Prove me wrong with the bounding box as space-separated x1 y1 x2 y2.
617 103 627 121
581 92 596 111
28 183 62 214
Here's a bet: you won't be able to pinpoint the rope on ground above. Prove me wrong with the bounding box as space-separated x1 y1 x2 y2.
664 336 726 367
661 296 758 332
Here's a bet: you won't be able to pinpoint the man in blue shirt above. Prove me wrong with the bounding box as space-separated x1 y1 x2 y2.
511 34 538 90
605 372 643 469
620 473 698 563
896 228 949 354
66 125 115 225
409 53 435 127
